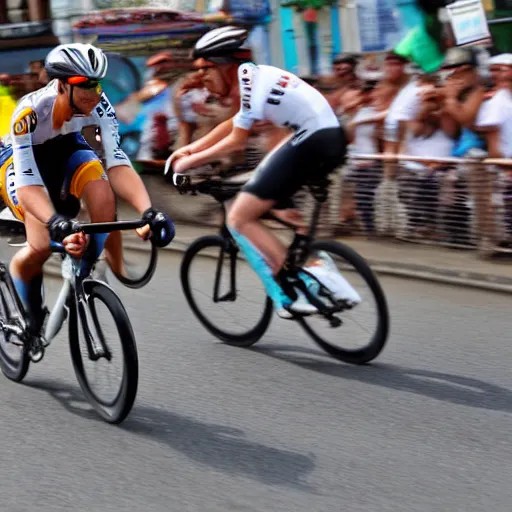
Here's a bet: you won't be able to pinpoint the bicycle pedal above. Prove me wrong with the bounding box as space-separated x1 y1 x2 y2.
29 346 45 363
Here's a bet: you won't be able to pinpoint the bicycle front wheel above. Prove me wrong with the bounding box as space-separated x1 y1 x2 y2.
68 280 138 424
181 235 273 347
297 240 390 364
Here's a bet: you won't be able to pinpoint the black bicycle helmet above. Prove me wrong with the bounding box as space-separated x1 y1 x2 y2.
193 26 252 63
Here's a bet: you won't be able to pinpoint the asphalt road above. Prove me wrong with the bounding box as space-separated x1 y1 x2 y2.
0 247 511 512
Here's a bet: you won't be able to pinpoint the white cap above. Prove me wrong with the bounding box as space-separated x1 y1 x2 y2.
488 53 512 66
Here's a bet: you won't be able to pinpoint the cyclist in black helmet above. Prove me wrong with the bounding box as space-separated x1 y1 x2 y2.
168 26 349 319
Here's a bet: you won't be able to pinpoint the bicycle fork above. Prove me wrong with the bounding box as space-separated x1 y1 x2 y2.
213 243 239 303
75 282 111 362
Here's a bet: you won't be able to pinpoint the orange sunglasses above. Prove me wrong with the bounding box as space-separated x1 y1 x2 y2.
67 76 102 90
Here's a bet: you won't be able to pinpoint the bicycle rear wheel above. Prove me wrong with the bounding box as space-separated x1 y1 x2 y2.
297 240 390 364
68 280 138 424
181 235 273 347
0 265 30 382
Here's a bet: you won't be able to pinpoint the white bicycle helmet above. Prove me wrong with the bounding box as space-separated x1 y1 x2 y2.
193 26 252 64
45 43 108 81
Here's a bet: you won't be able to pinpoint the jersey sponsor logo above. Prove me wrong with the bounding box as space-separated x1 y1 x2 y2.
291 129 308 146
266 75 292 107
113 148 126 160
13 108 37 136
96 94 117 119
6 162 18 206
238 63 255 112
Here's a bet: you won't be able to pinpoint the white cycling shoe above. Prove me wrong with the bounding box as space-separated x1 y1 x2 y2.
275 290 319 319
303 251 362 306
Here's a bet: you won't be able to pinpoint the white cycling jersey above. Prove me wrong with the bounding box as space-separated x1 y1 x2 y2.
10 79 130 189
233 64 339 143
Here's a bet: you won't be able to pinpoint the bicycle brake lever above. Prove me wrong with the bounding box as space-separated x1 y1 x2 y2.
164 156 173 176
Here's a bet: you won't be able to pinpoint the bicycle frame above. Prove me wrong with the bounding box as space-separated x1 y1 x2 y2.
0 217 148 361
196 177 331 305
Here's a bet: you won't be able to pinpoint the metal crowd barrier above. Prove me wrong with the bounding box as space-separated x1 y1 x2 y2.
329 153 512 257
134 151 512 259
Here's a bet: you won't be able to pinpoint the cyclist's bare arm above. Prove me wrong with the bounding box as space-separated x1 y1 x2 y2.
108 164 152 213
174 117 234 158
92 97 151 214
173 126 249 173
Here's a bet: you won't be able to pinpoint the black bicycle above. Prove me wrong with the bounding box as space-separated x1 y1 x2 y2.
0 217 147 423
178 174 390 364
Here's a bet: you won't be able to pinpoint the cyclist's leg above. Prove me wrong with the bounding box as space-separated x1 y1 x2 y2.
229 127 347 311
103 230 125 276
226 136 320 315
0 151 47 326
68 154 115 276
9 211 51 328
228 192 287 273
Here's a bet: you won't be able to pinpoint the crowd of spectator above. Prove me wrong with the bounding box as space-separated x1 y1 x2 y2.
166 46 512 250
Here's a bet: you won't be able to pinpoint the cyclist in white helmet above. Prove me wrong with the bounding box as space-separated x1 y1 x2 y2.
169 27 348 318
0 43 174 330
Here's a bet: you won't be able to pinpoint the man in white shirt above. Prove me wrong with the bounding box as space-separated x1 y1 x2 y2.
475 54 512 158
382 51 422 154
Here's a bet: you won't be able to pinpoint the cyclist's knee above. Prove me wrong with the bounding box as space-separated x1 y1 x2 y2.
26 243 51 265
227 210 247 233
13 243 51 272
83 179 115 222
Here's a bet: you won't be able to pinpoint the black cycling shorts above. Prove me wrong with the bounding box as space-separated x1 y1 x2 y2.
242 127 347 207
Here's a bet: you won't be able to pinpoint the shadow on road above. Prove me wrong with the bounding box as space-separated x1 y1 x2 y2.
22 378 317 491
250 344 512 413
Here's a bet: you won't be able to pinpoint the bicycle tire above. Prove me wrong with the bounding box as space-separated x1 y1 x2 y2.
180 235 273 347
0 274 30 382
68 280 139 424
297 240 390 364
111 242 158 289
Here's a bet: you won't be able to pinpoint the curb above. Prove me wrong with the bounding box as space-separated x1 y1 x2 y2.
42 236 512 294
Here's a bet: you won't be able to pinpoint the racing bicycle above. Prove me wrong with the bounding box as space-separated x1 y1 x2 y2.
176 173 390 364
0 217 148 423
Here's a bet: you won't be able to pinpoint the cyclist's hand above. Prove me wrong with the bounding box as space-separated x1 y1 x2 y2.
141 208 175 248
164 150 189 177
165 148 191 175
135 223 151 241
62 232 87 258
173 156 194 174
47 214 81 243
